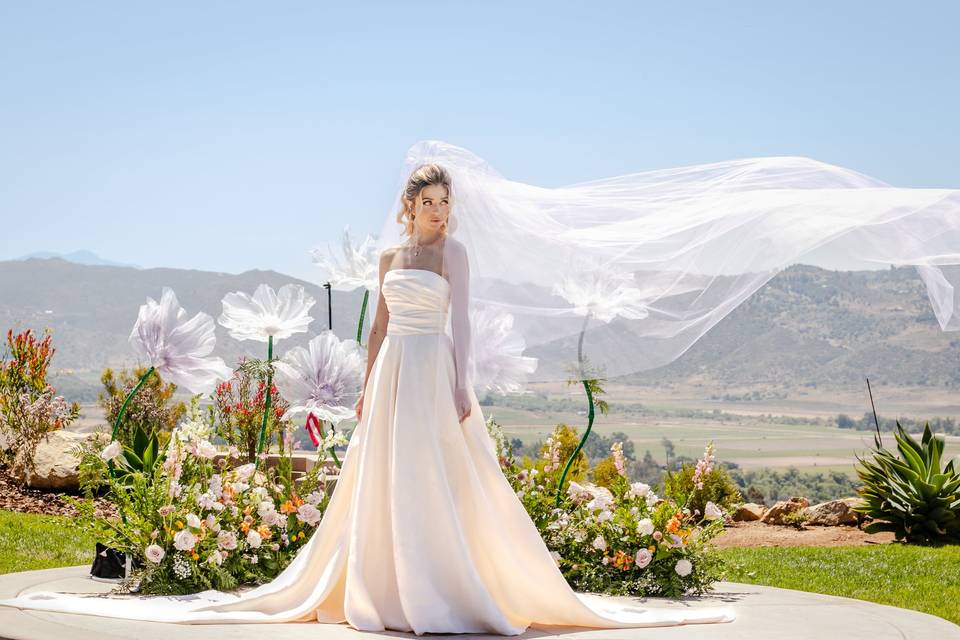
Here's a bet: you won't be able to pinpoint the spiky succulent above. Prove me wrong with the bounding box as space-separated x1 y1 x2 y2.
854 421 960 544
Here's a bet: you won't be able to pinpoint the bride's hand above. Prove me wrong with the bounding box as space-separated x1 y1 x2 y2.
355 391 365 421
454 387 471 423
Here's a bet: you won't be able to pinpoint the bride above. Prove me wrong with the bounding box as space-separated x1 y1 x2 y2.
0 161 738 633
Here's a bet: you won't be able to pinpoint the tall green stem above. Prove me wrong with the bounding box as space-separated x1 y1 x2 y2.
356 289 369 345
254 335 274 470
554 313 593 508
108 366 155 480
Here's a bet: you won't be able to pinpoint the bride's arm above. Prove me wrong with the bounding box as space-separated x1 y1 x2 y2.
447 239 472 423
356 251 392 418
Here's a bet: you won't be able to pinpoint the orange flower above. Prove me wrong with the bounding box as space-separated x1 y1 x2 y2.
243 505 253 516
611 550 634 571
280 500 297 514
665 512 683 534
191 552 199 561
257 525 272 540
240 521 251 533
175 520 184 530
647 545 656 552
292 495 304 508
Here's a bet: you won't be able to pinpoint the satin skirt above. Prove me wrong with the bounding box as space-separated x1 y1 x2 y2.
0 331 735 634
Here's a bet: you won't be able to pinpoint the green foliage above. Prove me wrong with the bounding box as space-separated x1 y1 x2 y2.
486 416 728 598
729 467 862 505
99 366 185 446
0 328 80 479
854 421 960 544
663 463 742 522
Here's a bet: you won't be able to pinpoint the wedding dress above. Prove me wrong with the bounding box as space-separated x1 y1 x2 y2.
0 248 736 634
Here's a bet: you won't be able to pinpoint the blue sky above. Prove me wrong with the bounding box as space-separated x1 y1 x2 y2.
1 1 957 282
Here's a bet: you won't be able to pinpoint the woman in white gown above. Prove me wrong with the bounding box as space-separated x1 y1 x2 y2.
0 164 737 634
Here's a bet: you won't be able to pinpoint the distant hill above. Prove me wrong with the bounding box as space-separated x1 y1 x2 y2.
15 250 140 269
1 259 956 401
624 264 960 391
0 258 367 400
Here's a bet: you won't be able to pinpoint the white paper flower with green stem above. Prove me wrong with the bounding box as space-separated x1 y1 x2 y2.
110 288 232 478
310 226 379 344
469 304 538 395
218 283 316 468
549 258 652 508
273 331 364 468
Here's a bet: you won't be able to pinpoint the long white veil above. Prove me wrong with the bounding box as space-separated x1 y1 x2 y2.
377 140 960 387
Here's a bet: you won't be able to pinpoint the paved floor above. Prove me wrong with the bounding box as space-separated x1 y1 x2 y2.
0 565 957 640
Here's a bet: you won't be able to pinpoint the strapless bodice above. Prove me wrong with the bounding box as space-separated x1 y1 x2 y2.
382 269 451 336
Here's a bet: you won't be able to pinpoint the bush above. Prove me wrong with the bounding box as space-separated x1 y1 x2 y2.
0 329 80 480
662 443 742 522
99 366 186 446
211 360 291 463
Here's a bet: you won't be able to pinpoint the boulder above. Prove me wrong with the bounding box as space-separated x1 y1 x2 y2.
732 503 765 521
760 496 810 525
15 430 99 490
803 498 861 526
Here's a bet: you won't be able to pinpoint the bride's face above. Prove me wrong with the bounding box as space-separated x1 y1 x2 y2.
412 184 450 235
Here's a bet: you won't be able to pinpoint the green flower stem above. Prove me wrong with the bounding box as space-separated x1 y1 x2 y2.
554 313 593 508
322 419 342 468
254 335 274 470
356 289 369 345
107 366 155 480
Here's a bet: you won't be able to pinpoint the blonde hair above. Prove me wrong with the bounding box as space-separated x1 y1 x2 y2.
397 163 456 237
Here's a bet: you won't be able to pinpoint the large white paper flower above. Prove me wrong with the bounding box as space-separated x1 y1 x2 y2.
469 305 538 395
552 261 651 323
272 331 364 424
129 287 233 395
218 283 315 342
310 226 380 292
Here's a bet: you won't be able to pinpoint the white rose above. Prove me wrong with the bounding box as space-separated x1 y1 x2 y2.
186 513 201 529
233 463 256 481
257 500 276 518
145 544 165 564
637 518 655 536
206 550 224 566
704 501 723 521
217 530 238 550
263 510 282 527
675 558 693 577
99 441 123 462
646 493 660 508
246 529 262 549
173 529 197 552
592 534 607 551
305 491 324 506
635 548 652 568
596 509 613 523
297 503 322 527
195 440 218 459
628 482 650 498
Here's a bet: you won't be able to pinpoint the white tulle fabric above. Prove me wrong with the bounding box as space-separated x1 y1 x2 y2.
377 141 960 383
0 269 734 634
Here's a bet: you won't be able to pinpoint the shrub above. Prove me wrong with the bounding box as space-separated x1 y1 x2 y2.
662 443 742 523
99 366 186 446
211 360 291 463
0 329 80 480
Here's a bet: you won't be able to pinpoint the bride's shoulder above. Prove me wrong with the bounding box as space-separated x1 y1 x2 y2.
444 235 467 257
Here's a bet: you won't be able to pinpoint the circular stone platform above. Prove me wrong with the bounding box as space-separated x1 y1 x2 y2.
0 565 957 640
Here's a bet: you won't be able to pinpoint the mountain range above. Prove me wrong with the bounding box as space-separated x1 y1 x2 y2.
1 257 956 401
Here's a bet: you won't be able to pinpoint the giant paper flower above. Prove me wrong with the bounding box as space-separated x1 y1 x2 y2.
128 287 232 395
272 331 365 424
311 226 380 292
551 260 651 323
218 284 315 342
469 304 538 395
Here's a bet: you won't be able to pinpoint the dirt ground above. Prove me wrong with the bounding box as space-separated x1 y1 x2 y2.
713 520 897 547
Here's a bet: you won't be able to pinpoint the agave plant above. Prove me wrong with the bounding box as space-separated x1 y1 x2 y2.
854 420 960 543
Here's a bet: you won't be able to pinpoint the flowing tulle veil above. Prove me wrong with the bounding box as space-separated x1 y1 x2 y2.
376 140 960 384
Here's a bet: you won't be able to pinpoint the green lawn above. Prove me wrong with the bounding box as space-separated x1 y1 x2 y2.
719 545 960 625
0 510 957 626
0 510 97 574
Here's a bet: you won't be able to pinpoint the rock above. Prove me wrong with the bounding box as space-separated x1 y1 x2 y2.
732 503 766 521
760 496 810 525
15 430 100 490
803 498 861 526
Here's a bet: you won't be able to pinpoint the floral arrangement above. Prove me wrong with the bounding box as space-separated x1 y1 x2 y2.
78 397 331 594
486 416 728 598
